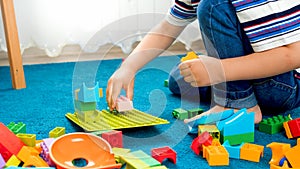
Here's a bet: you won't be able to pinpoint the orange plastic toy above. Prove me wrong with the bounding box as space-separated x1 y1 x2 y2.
49 132 121 169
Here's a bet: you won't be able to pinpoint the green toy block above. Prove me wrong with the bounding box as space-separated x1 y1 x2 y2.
258 115 291 134
188 108 204 118
74 100 96 111
172 108 189 120
7 122 26 134
221 132 254 145
164 79 169 87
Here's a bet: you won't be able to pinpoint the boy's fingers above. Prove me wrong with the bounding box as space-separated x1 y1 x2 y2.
111 82 122 110
126 78 135 100
106 80 113 110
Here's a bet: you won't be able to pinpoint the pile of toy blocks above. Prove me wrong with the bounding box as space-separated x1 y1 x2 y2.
189 108 264 166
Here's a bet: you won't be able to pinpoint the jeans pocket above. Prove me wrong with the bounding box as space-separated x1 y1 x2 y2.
253 79 296 110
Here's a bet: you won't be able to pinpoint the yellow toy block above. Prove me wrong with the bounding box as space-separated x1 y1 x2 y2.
181 51 199 62
285 144 300 168
240 143 264 162
16 133 36 147
112 147 131 164
267 142 291 165
17 146 49 167
283 122 293 139
49 127 65 138
204 146 229 166
5 155 21 167
198 125 220 140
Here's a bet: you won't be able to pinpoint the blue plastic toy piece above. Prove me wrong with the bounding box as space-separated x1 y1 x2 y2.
187 109 234 134
222 140 244 159
77 82 100 102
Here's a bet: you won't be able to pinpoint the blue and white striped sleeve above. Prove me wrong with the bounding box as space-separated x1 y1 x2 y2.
166 0 200 26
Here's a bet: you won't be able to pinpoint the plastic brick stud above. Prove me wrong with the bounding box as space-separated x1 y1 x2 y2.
151 146 176 164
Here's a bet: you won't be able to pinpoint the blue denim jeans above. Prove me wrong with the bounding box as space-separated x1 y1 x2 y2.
168 0 300 113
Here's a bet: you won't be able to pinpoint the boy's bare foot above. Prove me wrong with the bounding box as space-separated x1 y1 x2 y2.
184 104 262 124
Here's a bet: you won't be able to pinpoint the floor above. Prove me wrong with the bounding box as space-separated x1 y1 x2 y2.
0 40 206 66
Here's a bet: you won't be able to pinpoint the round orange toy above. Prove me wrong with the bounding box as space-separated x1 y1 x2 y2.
49 132 121 169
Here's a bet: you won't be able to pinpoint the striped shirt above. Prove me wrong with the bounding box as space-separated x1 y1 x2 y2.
166 0 300 52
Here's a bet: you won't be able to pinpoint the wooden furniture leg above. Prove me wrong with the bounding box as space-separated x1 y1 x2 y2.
0 0 26 89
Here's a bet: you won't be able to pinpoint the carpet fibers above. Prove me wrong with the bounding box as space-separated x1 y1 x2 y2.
0 56 299 169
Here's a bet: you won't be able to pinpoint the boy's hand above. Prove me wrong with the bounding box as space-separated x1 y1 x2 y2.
179 56 225 87
106 67 135 111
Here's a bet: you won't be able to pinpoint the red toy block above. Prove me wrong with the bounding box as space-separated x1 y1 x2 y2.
151 146 176 164
288 118 300 138
102 130 123 148
191 131 213 155
0 122 25 161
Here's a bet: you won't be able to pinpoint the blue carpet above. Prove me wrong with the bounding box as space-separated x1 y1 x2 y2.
0 56 299 169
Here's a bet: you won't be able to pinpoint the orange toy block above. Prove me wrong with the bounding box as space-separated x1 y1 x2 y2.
203 140 221 158
0 123 25 161
267 142 291 165
285 144 300 168
283 121 293 139
240 143 264 162
204 145 229 166
17 146 49 167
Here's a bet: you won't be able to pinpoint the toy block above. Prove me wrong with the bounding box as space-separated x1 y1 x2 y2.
283 121 293 139
77 82 100 102
204 145 229 166
181 51 199 62
288 118 300 138
40 138 55 166
130 150 161 167
17 146 49 167
203 140 221 158
217 108 254 136
191 131 213 155
91 130 113 137
121 150 160 169
187 108 204 118
172 108 188 120
112 147 131 165
76 110 101 123
145 166 168 169
222 140 244 159
16 133 36 147
164 79 168 87
101 130 123 148
0 154 5 168
188 110 234 135
6 167 55 169
99 87 104 98
240 143 264 162
222 132 254 146
270 161 291 169
298 138 300 145
267 142 291 165
5 155 21 167
284 144 300 168
7 122 26 134
116 96 133 112
0 123 25 162
259 115 291 134
198 125 220 140
49 127 65 138
151 146 176 164
74 100 97 111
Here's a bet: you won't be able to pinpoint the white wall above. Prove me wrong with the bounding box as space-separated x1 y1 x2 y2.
0 0 201 57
